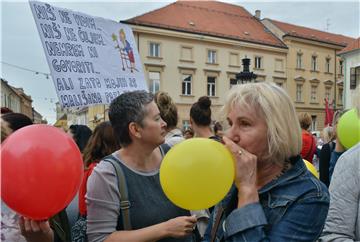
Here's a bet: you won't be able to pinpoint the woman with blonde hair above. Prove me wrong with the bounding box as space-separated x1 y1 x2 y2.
203 82 329 242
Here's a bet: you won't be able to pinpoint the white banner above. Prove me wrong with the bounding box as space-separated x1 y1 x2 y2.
29 1 148 108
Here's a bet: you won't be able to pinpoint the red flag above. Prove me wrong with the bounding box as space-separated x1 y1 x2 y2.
324 98 334 126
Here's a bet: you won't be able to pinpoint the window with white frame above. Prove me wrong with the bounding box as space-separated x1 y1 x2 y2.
311 115 317 131
326 58 331 73
338 88 343 104
255 56 262 69
207 50 217 64
149 42 160 57
339 60 344 75
350 66 360 89
311 56 317 71
296 84 303 102
182 74 192 95
207 76 216 96
148 71 160 94
325 87 331 100
296 53 302 69
310 85 317 102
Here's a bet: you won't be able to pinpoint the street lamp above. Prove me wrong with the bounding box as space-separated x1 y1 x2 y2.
236 57 257 84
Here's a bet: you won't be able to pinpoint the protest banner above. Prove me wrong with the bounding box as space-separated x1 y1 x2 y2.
29 1 148 108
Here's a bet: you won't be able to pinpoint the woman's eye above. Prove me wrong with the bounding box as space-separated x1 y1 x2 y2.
240 121 250 126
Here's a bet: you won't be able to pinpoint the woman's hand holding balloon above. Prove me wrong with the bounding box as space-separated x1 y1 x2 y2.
223 136 259 208
163 215 197 238
19 217 53 242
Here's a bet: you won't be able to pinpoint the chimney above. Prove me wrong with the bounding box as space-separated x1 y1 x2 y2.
255 10 261 19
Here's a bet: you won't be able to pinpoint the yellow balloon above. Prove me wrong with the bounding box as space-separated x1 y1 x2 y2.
160 138 235 210
303 159 319 179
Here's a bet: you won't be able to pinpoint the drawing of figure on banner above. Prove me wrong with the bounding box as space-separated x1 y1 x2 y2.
112 29 137 73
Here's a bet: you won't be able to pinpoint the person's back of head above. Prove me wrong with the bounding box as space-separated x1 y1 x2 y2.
82 121 120 167
183 127 194 139
69 124 92 152
154 91 178 130
1 112 33 142
322 126 335 143
298 112 312 131
213 122 223 135
109 90 154 147
1 107 13 115
190 96 212 127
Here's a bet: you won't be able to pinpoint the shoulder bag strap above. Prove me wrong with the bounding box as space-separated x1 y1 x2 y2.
210 206 224 242
104 156 132 230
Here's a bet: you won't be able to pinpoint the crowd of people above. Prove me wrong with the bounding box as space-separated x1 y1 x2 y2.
1 82 359 242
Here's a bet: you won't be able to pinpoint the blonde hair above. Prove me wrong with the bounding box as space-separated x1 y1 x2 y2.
322 126 335 143
222 82 302 165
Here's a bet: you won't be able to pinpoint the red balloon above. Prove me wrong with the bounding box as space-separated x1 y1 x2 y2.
1 124 83 220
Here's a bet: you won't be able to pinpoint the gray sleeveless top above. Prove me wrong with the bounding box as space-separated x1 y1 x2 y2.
111 154 193 242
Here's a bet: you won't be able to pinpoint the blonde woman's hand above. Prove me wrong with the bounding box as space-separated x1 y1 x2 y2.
223 136 259 207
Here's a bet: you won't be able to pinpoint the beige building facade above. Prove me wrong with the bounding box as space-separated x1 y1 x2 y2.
131 26 287 128
262 18 354 131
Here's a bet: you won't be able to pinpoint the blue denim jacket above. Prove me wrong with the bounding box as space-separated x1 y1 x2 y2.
203 156 329 242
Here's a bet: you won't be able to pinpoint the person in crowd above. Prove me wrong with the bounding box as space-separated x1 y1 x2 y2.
1 107 13 114
190 96 220 142
327 110 347 182
86 90 197 242
1 112 33 242
154 91 184 147
68 124 93 153
72 121 121 241
213 122 224 141
79 121 120 217
183 127 194 139
298 112 317 163
203 82 329 241
319 141 360 241
319 110 345 187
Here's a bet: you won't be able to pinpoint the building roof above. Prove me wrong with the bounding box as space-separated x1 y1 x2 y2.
338 37 360 55
266 19 355 47
12 87 32 102
123 1 287 48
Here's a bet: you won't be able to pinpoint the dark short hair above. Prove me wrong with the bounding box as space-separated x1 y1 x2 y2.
108 91 154 147
190 96 212 126
1 112 33 131
69 124 92 152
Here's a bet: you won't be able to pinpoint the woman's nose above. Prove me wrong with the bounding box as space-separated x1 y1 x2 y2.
224 126 239 143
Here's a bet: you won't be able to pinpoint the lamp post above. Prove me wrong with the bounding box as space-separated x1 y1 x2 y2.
236 57 257 84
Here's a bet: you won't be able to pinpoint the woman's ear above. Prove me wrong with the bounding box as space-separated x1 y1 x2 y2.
129 122 141 139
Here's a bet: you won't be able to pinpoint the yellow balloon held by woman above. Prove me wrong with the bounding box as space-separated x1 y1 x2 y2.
303 159 319 179
160 138 235 210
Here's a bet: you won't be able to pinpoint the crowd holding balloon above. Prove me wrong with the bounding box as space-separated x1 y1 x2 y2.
1 82 360 242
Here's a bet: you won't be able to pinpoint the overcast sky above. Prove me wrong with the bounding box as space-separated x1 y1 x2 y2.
1 0 359 124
